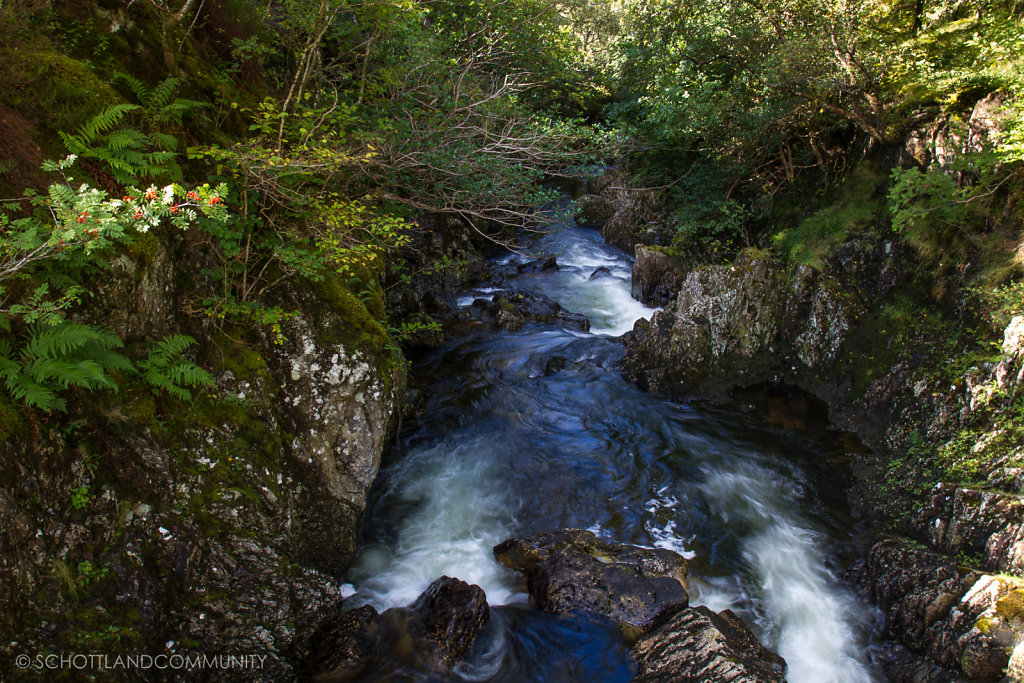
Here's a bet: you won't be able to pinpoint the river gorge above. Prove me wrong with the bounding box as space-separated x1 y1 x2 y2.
341 194 881 681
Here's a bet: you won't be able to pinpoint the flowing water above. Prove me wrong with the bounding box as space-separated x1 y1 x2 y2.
346 198 881 681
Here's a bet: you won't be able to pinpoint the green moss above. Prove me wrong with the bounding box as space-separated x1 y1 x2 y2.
126 230 160 271
0 49 119 135
0 394 28 441
313 272 389 357
214 334 272 384
772 162 888 269
995 589 1024 621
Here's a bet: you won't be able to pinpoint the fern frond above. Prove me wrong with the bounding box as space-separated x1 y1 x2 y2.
5 372 63 411
29 358 113 390
113 73 150 104
167 363 213 388
59 131 89 155
156 99 208 126
150 78 181 110
74 104 141 145
104 130 148 151
23 323 107 359
149 334 197 361
150 132 181 151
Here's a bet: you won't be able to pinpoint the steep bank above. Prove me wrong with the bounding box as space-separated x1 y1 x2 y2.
597 103 1024 677
0 233 406 677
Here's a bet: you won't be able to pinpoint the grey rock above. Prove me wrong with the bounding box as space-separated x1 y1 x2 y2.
633 605 786 682
631 245 689 307
493 528 688 633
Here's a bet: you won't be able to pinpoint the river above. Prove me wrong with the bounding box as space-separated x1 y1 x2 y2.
344 195 882 681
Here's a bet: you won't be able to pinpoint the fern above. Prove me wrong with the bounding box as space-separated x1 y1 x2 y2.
60 104 141 152
0 322 131 411
138 334 214 401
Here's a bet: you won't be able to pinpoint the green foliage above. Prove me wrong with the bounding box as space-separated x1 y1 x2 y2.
0 322 131 411
138 335 214 401
57 75 207 186
60 104 177 185
0 158 228 411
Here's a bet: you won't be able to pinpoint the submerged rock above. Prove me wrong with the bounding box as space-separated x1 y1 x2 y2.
544 355 569 376
305 577 489 678
484 290 590 332
517 254 559 273
493 528 688 633
633 606 786 682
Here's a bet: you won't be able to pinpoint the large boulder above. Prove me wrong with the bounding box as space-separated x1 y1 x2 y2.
493 528 689 633
406 576 490 668
633 605 786 682
631 245 690 307
303 577 489 678
623 255 798 399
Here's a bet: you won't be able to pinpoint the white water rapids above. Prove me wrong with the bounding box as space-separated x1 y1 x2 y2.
345 202 881 681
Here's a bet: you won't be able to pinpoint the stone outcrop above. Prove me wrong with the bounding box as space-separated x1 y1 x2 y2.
622 251 859 401
631 245 690 307
633 606 787 682
912 484 1024 575
865 538 1024 679
574 169 671 251
494 528 690 633
302 604 379 679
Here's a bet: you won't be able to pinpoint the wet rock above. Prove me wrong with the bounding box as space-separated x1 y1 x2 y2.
302 604 378 679
495 306 527 331
517 254 559 273
589 266 614 280
544 356 568 375
303 578 489 677
493 528 688 633
633 605 786 682
489 290 590 332
631 245 689 307
404 576 489 669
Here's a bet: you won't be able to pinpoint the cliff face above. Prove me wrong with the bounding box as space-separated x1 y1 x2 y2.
0 236 405 678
